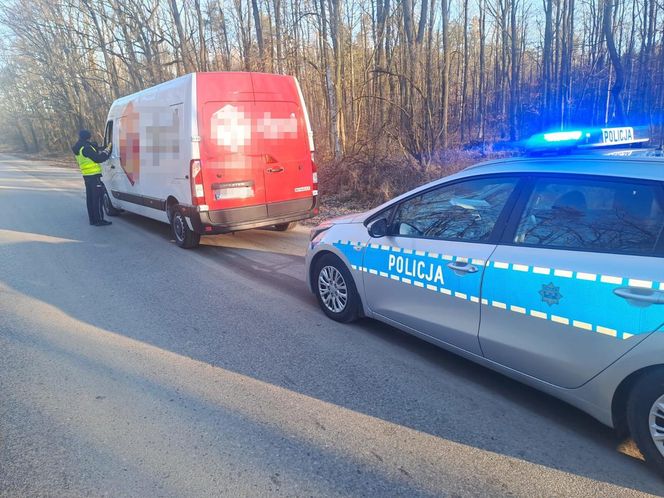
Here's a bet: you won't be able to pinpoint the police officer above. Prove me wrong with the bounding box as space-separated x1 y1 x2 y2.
71 130 112 226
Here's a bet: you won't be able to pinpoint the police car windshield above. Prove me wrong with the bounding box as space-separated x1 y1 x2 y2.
393 178 518 242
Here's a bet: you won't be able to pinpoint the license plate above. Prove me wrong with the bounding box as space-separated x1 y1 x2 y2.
214 186 254 200
601 127 634 145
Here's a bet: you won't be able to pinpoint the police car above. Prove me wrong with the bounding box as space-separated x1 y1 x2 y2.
305 127 664 473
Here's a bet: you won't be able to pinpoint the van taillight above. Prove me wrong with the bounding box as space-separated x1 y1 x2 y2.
190 159 205 205
311 156 318 195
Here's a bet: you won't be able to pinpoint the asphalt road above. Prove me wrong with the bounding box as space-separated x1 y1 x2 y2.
0 155 662 497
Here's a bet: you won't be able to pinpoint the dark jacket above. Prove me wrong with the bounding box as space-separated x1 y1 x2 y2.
71 139 110 164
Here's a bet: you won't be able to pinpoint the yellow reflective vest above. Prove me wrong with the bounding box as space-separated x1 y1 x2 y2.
75 145 102 176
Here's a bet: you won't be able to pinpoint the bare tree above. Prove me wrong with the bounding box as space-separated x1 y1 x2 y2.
0 0 660 193
603 0 626 123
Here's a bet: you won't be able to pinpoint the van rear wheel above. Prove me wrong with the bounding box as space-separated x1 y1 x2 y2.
170 207 200 249
274 222 295 231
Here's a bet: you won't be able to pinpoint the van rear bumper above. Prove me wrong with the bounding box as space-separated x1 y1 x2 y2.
186 196 318 234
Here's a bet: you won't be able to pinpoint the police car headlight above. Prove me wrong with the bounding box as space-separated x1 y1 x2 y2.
310 224 332 242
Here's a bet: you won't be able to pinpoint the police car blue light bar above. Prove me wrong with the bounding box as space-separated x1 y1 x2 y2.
542 130 583 142
526 125 650 154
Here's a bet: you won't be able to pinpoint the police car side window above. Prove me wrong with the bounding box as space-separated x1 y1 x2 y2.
391 177 518 242
514 178 664 254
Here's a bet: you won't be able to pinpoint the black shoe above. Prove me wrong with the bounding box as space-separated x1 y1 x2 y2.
94 220 112 226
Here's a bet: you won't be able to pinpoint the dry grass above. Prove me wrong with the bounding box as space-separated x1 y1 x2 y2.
317 147 506 204
302 147 509 225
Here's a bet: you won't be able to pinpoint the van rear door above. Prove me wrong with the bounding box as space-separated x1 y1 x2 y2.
254 100 314 214
199 101 267 211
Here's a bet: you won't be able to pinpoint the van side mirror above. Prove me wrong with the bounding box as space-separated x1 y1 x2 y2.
368 218 388 238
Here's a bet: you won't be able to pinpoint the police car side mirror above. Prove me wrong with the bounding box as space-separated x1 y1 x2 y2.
368 218 388 238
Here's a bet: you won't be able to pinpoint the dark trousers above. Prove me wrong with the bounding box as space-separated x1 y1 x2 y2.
83 174 104 224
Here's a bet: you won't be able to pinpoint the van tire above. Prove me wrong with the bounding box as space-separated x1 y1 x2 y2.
170 206 200 249
626 369 664 474
102 189 121 217
274 222 295 231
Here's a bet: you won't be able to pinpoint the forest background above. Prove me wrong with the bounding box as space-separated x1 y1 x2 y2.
0 0 662 203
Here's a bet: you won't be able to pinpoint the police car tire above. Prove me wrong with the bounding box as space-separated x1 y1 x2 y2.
314 254 360 323
626 369 664 474
102 189 121 216
171 206 200 249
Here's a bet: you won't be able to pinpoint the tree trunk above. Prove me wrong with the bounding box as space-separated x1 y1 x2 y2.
217 4 233 70
273 0 284 72
251 0 265 69
541 0 553 128
460 0 469 143
441 0 450 150
169 0 195 73
509 0 519 141
603 0 626 123
478 0 486 140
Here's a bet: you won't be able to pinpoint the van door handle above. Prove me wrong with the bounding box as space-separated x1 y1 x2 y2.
447 262 478 274
267 167 284 173
614 287 664 307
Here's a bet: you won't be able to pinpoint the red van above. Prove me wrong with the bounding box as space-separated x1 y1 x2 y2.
101 72 318 248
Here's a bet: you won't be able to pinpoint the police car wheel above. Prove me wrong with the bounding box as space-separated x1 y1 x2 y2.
170 207 200 249
314 254 360 323
102 189 120 216
626 369 664 474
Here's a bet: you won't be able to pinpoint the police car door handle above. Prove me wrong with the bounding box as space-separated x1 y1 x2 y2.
447 262 478 274
613 287 664 306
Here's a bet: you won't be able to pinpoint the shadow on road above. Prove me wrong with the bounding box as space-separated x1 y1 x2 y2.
1 168 662 494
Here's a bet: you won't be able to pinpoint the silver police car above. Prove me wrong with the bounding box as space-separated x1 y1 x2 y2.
306 151 664 472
